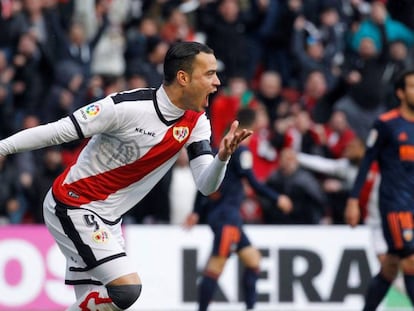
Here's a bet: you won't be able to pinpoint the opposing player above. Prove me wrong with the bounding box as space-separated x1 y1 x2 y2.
345 69 414 310
0 42 252 310
184 107 292 311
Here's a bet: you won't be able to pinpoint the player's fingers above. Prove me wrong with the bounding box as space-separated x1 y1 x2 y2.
227 120 240 136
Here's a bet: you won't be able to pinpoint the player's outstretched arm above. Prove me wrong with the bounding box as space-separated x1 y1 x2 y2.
217 120 253 161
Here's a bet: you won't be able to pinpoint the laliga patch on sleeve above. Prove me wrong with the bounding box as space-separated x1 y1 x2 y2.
80 103 101 120
240 150 253 169
366 129 378 148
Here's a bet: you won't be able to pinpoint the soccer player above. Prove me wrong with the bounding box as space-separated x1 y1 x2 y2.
345 69 414 310
184 107 292 311
0 41 252 311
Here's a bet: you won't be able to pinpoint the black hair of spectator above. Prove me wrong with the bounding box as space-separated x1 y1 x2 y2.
163 41 214 85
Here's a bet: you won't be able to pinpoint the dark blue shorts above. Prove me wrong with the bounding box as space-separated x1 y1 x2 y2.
383 211 414 258
211 224 251 257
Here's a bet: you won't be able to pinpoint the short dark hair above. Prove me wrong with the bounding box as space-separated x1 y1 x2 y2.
395 69 414 91
163 41 213 85
237 107 256 129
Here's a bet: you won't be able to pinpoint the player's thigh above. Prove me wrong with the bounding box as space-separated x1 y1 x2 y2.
44 193 136 285
238 246 261 269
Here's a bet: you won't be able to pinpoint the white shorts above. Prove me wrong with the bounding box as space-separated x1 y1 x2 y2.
43 189 136 286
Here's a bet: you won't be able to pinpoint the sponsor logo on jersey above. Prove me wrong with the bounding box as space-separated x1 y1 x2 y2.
92 229 109 243
85 103 101 117
173 126 189 143
400 145 414 161
135 127 156 137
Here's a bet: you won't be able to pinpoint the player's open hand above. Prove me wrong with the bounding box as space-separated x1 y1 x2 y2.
344 198 360 227
217 120 253 161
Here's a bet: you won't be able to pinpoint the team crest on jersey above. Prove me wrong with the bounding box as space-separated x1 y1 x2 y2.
92 229 109 243
403 229 413 242
173 126 189 143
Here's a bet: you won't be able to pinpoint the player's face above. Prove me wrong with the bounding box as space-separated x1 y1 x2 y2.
184 52 221 112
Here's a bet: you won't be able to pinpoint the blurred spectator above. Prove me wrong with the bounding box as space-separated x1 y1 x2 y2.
349 1 414 54
298 69 329 120
124 16 159 68
27 146 64 223
297 136 370 224
259 0 302 86
321 109 356 159
42 60 85 122
13 114 42 222
129 35 170 88
84 0 127 77
261 147 327 224
281 110 324 155
291 14 339 91
335 6 391 140
249 103 279 182
0 49 14 137
383 40 414 109
209 75 258 149
197 0 250 84
255 70 288 125
0 155 24 224
59 15 109 77
21 0 62 65
160 5 196 44
318 4 346 68
12 31 53 127
0 0 25 57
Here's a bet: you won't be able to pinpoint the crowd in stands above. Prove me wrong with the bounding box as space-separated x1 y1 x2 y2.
0 0 413 226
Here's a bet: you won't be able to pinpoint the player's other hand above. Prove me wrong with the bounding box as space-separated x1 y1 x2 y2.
218 120 253 161
182 212 199 230
277 195 293 214
344 198 360 227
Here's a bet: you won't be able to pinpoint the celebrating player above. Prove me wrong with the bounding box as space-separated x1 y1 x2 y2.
0 41 252 310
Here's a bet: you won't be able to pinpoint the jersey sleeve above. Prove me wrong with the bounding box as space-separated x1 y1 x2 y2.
70 96 120 138
186 113 212 146
350 119 385 198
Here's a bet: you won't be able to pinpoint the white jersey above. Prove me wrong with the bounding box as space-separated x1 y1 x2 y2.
0 86 227 222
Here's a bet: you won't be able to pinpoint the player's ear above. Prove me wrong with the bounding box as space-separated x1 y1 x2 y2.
176 70 190 86
395 88 404 100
